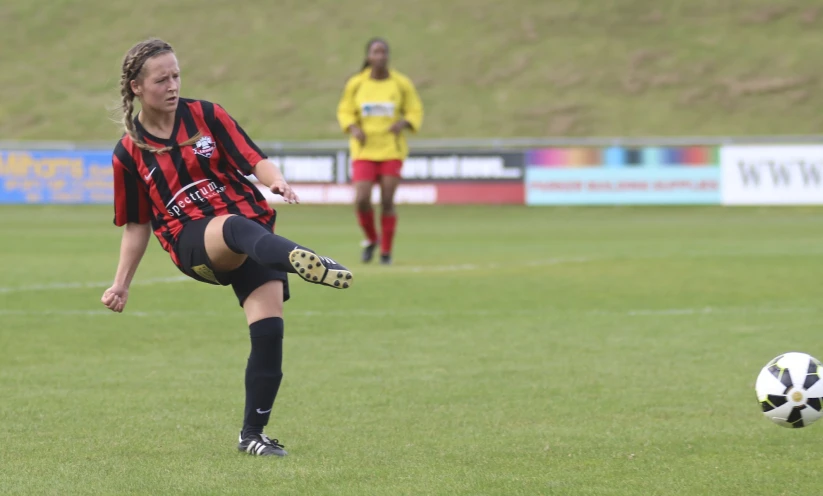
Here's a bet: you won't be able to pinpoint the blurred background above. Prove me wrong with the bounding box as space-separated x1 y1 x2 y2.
4 0 823 140
1 0 821 206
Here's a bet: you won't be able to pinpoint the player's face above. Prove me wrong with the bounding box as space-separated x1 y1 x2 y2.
132 52 181 114
367 42 389 71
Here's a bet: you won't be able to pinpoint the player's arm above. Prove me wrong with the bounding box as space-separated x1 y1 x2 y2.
399 76 424 132
337 76 365 143
102 149 152 313
252 159 299 204
101 222 152 312
113 222 151 288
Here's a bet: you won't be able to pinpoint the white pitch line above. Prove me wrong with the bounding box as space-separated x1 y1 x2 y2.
0 309 124 316
0 306 817 319
363 257 590 274
628 308 716 316
0 258 589 294
587 307 819 317
0 276 191 294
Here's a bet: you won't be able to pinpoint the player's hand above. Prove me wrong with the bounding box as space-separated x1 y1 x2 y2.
270 179 300 204
101 284 129 313
349 125 366 145
389 119 408 135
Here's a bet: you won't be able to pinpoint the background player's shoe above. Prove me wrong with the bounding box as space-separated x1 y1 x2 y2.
361 240 377 263
290 249 353 289
380 253 392 265
237 432 288 457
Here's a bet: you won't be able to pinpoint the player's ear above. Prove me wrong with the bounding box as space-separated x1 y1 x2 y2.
130 79 141 96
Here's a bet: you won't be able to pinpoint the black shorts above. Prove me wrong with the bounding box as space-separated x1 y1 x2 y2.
173 217 290 306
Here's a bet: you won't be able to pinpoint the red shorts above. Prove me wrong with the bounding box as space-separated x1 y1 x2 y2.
351 159 403 182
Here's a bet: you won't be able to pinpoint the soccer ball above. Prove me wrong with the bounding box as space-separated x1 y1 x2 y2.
755 352 823 428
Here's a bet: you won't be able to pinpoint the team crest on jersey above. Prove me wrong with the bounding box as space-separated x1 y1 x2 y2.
192 135 216 158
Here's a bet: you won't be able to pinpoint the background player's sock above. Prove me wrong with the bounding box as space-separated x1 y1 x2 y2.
380 213 397 255
357 209 378 244
223 215 309 273
242 317 284 438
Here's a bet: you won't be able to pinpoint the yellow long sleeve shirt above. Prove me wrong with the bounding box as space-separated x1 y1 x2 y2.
337 68 423 161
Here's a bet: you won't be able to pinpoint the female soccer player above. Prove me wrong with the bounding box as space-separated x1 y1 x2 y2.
100 38 353 457
337 38 424 265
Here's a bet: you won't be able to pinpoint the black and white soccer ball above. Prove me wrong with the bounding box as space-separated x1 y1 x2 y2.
756 352 823 428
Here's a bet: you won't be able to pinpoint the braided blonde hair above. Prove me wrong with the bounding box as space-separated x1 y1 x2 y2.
120 39 200 154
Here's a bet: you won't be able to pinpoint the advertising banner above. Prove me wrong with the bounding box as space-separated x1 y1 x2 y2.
398 151 524 182
262 150 527 184
0 148 526 205
526 145 717 168
720 145 823 205
0 150 113 204
254 182 524 205
267 153 338 183
525 145 720 205
526 167 720 205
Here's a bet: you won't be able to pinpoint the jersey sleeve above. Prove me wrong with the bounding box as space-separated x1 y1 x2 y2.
112 144 152 226
337 75 362 132
210 104 267 174
399 75 423 132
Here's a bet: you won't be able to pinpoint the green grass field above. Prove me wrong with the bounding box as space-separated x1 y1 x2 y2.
1 205 822 495
3 0 823 141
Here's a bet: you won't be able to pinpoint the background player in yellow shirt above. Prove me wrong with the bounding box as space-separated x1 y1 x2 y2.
337 38 423 265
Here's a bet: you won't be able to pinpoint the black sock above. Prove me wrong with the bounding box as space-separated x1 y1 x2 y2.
242 317 284 438
222 216 311 273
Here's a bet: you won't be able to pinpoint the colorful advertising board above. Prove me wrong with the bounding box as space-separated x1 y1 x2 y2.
525 145 720 205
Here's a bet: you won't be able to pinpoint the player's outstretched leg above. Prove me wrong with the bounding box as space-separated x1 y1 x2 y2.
289 249 353 289
222 215 353 289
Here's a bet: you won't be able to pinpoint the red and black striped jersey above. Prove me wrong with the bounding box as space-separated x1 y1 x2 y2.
112 98 274 266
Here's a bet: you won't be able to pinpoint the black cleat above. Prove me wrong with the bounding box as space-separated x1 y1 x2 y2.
289 248 353 289
237 432 288 457
380 253 392 265
361 241 378 263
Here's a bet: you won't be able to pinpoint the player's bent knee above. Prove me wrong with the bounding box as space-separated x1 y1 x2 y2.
205 214 235 236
